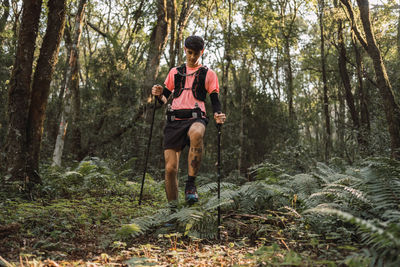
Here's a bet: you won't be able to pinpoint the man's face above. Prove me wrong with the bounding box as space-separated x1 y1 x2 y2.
185 47 203 66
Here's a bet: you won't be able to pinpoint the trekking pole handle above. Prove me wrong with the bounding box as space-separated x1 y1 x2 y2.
215 111 223 128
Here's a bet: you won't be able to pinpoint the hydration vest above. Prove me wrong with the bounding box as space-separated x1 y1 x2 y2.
173 64 208 102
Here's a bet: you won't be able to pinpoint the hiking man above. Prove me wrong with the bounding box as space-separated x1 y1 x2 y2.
152 35 226 207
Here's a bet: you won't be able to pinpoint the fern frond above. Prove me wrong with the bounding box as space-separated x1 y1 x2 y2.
170 207 204 223
312 162 349 184
305 207 384 234
284 173 320 200
305 207 399 246
198 182 237 194
357 159 400 213
308 184 370 205
382 210 400 223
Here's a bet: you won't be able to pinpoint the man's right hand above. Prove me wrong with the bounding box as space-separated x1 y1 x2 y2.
152 84 163 96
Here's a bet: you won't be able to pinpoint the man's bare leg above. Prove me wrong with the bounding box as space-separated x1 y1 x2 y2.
188 122 206 176
164 149 181 202
185 122 206 203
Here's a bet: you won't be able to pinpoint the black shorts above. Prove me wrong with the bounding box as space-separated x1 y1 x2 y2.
163 118 208 150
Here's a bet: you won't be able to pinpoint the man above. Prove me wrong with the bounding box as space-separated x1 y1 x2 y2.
152 35 226 208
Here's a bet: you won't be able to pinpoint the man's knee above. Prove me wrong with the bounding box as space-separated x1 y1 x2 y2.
165 163 178 176
189 125 205 143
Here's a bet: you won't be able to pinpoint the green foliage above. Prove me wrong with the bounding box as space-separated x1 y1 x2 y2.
0 158 165 259
123 157 400 266
122 175 291 240
303 157 400 266
247 243 309 266
37 157 165 200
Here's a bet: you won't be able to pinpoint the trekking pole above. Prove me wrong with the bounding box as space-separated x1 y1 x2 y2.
139 97 157 206
217 121 222 240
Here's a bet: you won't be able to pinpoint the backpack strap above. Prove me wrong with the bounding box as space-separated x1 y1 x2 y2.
173 64 208 101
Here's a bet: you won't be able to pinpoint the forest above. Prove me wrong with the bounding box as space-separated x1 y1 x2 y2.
1 0 400 266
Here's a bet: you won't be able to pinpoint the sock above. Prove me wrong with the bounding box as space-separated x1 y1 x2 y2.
186 176 196 188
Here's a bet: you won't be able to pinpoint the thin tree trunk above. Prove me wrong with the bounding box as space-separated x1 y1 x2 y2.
398 6 400 57
319 0 331 161
230 65 245 174
10 2 21 52
284 38 294 119
275 46 281 99
51 26 72 144
0 0 10 47
168 0 177 69
69 59 82 159
337 87 346 156
337 20 360 132
27 0 67 181
238 65 248 174
52 0 87 166
5 0 42 183
175 0 194 66
352 32 370 153
222 0 232 112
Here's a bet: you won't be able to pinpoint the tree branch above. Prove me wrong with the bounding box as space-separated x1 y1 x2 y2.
339 0 369 50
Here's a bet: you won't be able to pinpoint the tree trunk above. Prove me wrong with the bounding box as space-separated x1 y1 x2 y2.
175 0 194 66
337 20 360 133
238 66 248 174
5 0 42 183
319 0 331 161
230 64 246 174
275 46 281 99
341 0 400 159
52 0 87 166
27 0 67 180
359 0 400 159
337 86 346 156
0 0 10 47
284 37 294 119
352 33 370 153
398 6 400 57
68 59 82 159
168 0 177 69
222 0 232 112
142 0 170 99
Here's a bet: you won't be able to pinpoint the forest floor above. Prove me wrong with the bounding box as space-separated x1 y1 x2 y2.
0 159 362 266
0 193 357 267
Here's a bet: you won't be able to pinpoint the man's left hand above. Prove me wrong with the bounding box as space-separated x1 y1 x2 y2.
214 112 226 124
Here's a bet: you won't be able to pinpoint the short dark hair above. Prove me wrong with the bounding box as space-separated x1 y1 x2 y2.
184 35 204 52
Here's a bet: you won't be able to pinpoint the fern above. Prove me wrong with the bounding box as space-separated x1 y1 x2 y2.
122 177 290 240
302 158 400 266
305 207 400 266
312 162 350 185
358 158 400 215
282 173 320 201
197 182 238 194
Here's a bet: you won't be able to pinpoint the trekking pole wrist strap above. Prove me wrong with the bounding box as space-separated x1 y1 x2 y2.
156 88 172 105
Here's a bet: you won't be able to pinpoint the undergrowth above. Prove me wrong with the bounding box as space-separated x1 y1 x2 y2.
0 157 165 260
1 156 400 266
